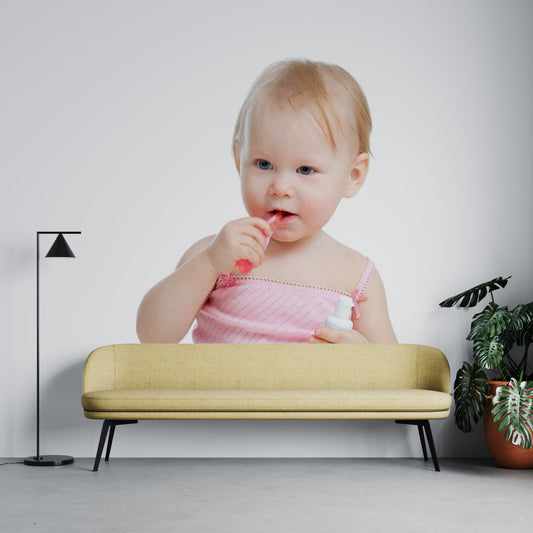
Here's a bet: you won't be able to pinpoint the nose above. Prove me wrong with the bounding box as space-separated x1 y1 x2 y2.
268 172 294 198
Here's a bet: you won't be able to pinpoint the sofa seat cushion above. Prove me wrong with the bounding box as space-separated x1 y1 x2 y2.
82 388 452 413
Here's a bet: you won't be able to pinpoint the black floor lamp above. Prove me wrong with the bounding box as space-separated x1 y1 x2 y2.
24 231 81 467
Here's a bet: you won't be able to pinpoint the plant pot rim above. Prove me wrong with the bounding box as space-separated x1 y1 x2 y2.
485 380 509 400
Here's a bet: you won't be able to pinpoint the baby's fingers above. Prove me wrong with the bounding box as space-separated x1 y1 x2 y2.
245 218 273 247
310 327 369 344
310 327 345 344
237 237 265 265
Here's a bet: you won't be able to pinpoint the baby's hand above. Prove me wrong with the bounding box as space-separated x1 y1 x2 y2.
205 217 273 275
309 327 369 344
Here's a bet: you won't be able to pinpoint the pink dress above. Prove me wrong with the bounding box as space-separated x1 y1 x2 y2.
192 259 375 344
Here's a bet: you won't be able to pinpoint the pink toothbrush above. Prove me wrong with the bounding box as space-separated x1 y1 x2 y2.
236 212 283 274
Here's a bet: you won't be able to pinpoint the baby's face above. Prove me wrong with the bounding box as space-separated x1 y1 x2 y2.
237 105 364 243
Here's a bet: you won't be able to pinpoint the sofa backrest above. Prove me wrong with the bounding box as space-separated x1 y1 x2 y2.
83 343 450 394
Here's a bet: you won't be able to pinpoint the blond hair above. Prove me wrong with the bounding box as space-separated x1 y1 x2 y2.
233 58 372 155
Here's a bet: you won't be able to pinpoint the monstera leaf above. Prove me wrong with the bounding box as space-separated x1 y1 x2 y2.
467 302 511 341
439 277 510 308
509 303 533 346
492 379 533 449
472 337 505 370
454 362 489 433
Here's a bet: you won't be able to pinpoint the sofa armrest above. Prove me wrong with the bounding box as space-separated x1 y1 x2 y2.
415 345 450 394
83 345 117 393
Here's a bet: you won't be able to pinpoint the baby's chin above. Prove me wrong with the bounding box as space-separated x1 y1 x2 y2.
276 227 330 245
269 228 316 245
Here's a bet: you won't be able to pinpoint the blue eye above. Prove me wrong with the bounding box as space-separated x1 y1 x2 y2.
297 166 314 175
256 159 273 170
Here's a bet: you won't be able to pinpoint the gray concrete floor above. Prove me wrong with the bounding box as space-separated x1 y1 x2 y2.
0 458 532 532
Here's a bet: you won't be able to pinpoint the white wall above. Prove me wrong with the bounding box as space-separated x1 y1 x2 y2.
2 0 532 459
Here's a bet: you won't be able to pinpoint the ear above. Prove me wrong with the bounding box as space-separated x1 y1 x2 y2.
344 152 369 198
233 141 241 174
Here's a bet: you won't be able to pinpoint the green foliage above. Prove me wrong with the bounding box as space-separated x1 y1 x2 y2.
492 379 533 449
472 338 505 370
467 302 511 342
439 276 510 308
453 362 489 433
509 303 533 347
441 276 533 448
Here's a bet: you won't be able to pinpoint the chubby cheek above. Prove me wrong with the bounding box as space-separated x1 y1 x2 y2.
240 176 266 217
301 192 341 228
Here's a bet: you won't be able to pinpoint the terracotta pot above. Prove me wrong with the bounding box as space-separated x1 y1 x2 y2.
483 380 533 469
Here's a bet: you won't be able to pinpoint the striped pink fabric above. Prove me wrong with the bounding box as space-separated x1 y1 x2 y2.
193 260 374 344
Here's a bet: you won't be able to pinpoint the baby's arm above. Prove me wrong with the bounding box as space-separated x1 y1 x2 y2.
354 268 397 343
310 269 397 344
136 217 272 343
136 237 218 343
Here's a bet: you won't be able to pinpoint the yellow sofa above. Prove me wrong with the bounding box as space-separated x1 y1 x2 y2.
82 343 451 471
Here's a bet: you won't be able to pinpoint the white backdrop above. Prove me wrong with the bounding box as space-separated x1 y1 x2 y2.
2 0 532 459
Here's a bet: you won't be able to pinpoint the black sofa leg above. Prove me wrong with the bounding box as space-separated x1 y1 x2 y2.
92 420 138 472
417 423 428 462
93 420 111 472
105 424 116 462
395 420 440 472
422 420 440 472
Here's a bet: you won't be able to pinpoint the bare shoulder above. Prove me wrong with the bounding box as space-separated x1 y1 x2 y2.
352 251 387 300
319 235 397 342
354 260 398 343
323 236 370 293
176 235 215 269
365 266 387 297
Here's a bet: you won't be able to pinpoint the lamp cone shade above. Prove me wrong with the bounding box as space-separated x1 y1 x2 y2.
45 233 75 258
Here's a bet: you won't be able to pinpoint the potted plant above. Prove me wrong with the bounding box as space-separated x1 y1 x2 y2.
439 276 533 468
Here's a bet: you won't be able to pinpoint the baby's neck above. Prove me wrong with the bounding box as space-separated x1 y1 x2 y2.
268 230 329 254
247 229 356 291
267 231 346 266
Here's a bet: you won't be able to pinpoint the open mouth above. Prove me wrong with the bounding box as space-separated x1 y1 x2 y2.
268 209 296 219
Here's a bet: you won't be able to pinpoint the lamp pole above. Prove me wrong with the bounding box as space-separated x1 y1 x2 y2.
25 231 81 467
36 231 40 460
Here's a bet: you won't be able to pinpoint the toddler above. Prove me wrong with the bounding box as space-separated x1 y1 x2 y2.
137 59 397 344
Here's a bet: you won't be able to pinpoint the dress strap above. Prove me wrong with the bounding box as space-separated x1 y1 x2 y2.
352 259 374 320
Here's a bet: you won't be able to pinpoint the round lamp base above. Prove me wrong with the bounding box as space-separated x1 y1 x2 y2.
24 455 74 466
